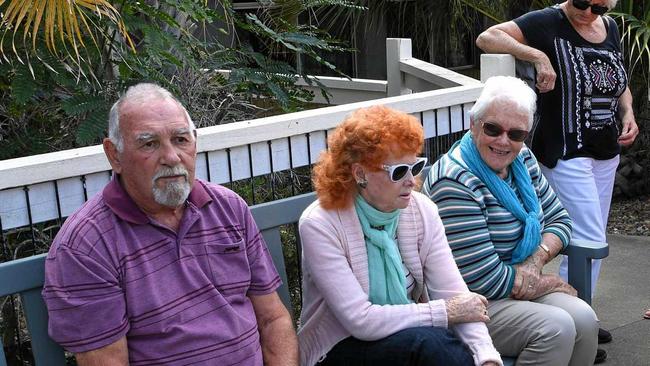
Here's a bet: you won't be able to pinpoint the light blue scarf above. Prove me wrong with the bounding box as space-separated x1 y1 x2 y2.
459 131 541 264
354 194 411 305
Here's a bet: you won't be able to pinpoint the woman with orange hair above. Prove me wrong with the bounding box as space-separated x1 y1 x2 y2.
297 106 502 366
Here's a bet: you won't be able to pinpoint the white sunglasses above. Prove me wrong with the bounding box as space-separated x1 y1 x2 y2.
381 157 428 182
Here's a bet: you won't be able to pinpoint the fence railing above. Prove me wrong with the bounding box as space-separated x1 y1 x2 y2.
0 40 517 258
0 84 479 228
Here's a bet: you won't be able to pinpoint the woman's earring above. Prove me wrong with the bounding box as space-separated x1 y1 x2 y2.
357 179 368 189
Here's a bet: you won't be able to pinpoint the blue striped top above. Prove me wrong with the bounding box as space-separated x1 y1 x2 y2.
422 144 572 300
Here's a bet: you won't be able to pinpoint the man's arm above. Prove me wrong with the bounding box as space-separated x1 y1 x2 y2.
476 21 555 93
250 292 299 366
75 337 129 366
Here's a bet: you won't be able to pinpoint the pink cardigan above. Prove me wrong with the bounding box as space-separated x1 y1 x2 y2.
297 192 502 366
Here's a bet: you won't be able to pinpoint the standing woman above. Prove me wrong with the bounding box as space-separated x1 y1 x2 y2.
475 0 638 349
297 106 502 366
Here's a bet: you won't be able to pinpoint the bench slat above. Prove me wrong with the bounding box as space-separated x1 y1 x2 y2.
0 254 47 297
0 341 6 366
250 192 316 230
21 288 66 365
260 228 293 314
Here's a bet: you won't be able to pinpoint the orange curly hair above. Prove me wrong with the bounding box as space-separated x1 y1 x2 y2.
313 105 424 210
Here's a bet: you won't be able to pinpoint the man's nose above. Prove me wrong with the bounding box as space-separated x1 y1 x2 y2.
159 141 182 165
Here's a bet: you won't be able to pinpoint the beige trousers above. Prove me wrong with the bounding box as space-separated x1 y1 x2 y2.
487 292 598 366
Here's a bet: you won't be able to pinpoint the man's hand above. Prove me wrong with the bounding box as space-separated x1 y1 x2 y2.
75 337 128 366
251 292 299 366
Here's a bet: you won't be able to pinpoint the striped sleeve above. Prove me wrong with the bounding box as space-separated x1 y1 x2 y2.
424 167 516 300
523 150 572 248
43 244 129 352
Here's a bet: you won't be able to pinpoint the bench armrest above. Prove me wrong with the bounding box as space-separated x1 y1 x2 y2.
561 239 609 305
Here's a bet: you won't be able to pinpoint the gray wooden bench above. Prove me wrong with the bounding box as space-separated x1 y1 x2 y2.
0 191 608 365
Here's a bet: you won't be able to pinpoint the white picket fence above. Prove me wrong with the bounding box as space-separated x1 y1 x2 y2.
0 40 514 239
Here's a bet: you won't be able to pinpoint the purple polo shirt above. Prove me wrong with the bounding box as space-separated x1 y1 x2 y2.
42 178 281 365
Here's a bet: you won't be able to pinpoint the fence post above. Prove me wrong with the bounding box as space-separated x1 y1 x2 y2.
480 54 516 82
386 38 412 97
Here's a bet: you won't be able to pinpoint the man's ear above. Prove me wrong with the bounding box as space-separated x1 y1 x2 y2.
192 129 198 154
103 138 122 174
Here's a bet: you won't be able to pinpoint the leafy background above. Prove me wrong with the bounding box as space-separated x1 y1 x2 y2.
0 0 355 159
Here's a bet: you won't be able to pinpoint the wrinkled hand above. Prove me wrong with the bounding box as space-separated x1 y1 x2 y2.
549 275 577 297
514 274 577 300
533 52 556 93
511 260 543 299
445 292 489 325
618 114 638 147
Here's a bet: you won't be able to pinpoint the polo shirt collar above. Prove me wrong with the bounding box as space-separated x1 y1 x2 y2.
103 175 213 224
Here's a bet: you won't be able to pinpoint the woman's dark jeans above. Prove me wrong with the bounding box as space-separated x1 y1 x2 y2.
317 326 474 366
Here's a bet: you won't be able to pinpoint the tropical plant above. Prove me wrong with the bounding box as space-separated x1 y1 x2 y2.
0 0 134 80
307 0 461 67
0 0 352 159
610 0 649 102
311 0 558 70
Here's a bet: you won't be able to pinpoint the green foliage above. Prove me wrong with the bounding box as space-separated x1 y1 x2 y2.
0 0 351 159
76 108 111 145
10 65 38 105
610 4 650 98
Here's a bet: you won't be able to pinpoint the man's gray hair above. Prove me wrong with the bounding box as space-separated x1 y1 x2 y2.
469 76 537 130
108 83 196 152
606 0 618 9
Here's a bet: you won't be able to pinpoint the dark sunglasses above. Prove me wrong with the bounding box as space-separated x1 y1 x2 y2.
481 121 529 142
382 157 428 182
572 0 609 15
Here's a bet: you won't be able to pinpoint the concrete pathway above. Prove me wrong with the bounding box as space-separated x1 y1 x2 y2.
545 234 650 365
595 234 650 366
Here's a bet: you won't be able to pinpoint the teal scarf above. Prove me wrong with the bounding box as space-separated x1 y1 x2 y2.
354 195 411 305
459 131 541 264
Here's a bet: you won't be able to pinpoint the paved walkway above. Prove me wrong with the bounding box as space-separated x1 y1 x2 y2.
546 234 650 365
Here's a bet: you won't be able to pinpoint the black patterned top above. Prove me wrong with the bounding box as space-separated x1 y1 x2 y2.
515 5 627 168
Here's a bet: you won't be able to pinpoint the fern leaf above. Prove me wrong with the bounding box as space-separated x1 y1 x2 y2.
11 64 38 105
62 94 106 116
75 107 109 145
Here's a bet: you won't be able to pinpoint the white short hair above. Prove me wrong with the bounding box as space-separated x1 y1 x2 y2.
108 83 195 152
469 76 537 130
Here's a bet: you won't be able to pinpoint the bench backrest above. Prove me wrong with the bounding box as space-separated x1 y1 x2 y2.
249 192 317 313
0 192 317 365
0 254 65 366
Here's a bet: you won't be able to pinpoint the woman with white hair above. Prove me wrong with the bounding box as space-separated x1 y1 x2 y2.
423 76 599 365
475 2 638 361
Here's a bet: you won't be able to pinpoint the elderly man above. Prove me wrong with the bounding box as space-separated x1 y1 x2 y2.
42 83 299 365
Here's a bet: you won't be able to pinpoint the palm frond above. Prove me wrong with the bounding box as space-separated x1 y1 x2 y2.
0 0 135 62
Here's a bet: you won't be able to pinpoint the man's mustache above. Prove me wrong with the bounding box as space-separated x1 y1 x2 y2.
152 166 189 182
